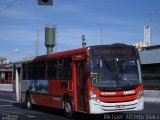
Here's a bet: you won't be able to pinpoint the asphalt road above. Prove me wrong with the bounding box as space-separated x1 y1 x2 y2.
0 90 160 120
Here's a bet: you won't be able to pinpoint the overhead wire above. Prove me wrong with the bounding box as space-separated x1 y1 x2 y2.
0 0 18 14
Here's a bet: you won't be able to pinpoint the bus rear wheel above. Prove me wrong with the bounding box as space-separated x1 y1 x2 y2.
64 98 73 118
26 95 32 110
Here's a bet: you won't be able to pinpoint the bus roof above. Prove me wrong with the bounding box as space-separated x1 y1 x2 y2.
14 44 134 63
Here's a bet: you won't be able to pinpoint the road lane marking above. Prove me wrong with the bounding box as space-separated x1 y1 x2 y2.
23 114 36 118
0 109 20 115
0 105 13 107
0 98 17 103
0 109 36 118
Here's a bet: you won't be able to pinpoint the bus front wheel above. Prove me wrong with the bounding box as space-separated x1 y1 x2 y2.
64 98 73 118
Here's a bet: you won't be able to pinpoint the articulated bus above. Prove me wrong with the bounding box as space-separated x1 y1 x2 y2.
13 44 143 118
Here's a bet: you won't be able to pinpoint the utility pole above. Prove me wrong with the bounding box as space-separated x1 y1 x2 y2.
100 28 103 45
35 29 39 56
149 11 153 27
149 11 153 45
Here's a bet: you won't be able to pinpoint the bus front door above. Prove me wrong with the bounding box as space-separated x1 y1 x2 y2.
75 60 86 112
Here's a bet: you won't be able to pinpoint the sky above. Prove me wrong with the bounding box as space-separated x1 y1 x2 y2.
0 0 160 61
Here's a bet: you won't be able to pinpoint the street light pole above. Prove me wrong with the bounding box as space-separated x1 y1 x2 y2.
100 28 103 45
35 29 39 56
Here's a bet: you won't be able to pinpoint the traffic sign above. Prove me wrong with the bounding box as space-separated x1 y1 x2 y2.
38 0 53 5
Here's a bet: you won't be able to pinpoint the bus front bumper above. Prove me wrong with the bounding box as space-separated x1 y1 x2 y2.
89 97 144 114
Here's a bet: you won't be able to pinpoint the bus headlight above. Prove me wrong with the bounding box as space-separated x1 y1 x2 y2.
137 91 143 100
90 91 100 102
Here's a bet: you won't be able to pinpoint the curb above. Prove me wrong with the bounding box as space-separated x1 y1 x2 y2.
0 84 12 92
0 89 13 92
144 97 160 103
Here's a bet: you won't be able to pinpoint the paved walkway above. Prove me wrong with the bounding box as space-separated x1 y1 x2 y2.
144 97 160 103
0 84 12 91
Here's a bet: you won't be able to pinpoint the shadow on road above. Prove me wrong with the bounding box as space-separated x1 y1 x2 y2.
12 103 128 120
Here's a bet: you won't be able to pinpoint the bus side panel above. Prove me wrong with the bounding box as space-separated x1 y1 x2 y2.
48 80 63 108
25 80 63 108
31 79 73 109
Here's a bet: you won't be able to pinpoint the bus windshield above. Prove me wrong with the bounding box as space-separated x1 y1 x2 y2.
90 57 141 90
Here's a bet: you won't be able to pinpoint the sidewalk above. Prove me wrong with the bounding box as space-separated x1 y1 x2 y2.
0 84 12 91
144 97 160 103
144 90 160 103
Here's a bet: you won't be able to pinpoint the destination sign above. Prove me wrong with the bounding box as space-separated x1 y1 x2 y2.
91 47 136 56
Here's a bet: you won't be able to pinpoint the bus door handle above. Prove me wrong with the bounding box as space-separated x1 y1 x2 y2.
68 82 73 91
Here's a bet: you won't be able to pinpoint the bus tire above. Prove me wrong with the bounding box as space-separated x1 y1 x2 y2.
64 98 73 118
26 94 32 110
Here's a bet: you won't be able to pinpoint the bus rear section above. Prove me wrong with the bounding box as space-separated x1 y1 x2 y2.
88 44 143 114
12 49 89 118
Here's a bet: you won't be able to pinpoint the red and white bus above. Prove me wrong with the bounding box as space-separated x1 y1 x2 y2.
13 44 143 118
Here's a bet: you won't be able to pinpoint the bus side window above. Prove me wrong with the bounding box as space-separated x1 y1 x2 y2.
63 57 72 79
47 59 57 80
22 63 27 80
58 57 72 80
36 61 46 80
27 62 36 80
